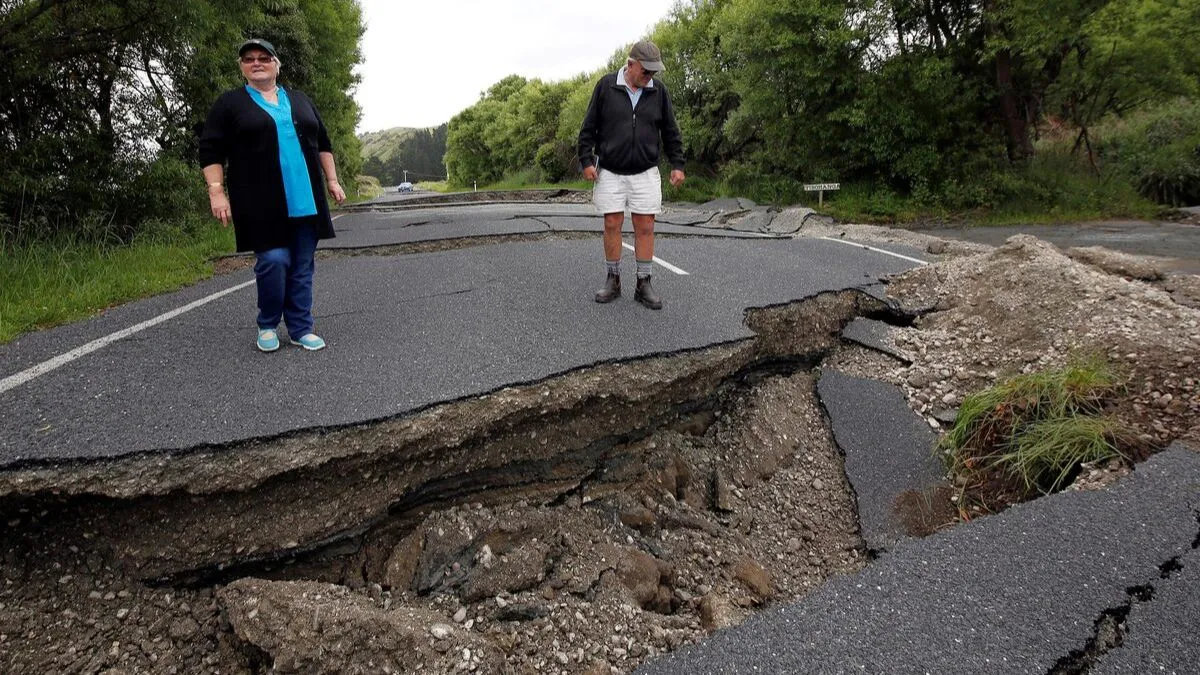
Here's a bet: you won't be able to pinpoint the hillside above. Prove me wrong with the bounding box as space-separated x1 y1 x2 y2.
359 124 448 184
359 127 420 163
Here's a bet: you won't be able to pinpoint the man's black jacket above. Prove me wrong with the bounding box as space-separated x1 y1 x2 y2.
577 72 685 176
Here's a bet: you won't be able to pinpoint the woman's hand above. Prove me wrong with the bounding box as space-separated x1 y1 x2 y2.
327 179 346 205
209 186 231 226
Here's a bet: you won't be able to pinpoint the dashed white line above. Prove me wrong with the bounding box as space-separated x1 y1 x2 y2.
0 279 256 395
621 243 690 275
819 236 929 265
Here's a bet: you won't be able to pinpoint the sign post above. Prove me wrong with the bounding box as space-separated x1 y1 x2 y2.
803 182 840 208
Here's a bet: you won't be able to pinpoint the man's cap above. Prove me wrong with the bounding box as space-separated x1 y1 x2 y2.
239 38 278 59
629 40 664 72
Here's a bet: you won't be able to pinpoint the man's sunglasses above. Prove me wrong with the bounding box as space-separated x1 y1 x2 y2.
240 55 275 64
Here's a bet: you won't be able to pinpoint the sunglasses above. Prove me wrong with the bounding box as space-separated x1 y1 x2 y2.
240 55 275 64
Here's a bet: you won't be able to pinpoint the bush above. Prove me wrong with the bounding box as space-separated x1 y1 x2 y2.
354 175 384 200
0 154 210 246
535 142 567 183
1093 99 1200 206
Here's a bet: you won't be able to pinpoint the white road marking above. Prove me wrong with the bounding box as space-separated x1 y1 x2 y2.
819 236 929 266
621 243 690 275
0 279 256 395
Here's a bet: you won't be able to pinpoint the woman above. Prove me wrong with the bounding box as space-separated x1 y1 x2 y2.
199 38 346 353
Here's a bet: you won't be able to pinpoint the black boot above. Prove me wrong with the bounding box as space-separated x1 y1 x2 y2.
635 276 662 310
594 272 621 303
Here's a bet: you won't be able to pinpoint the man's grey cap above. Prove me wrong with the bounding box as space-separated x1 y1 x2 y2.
630 40 664 72
239 38 278 58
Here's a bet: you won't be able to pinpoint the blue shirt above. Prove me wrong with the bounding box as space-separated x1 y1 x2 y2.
246 85 317 218
615 65 654 110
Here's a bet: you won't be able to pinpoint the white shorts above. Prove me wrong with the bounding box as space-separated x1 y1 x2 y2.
593 166 662 215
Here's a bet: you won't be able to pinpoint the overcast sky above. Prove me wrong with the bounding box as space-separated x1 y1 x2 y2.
354 0 679 133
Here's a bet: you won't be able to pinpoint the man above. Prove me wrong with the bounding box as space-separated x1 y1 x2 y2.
578 40 685 310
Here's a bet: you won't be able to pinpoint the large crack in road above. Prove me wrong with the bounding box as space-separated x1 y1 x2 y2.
1 290 905 673
4 223 1197 673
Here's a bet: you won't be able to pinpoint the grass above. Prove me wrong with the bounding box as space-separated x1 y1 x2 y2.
430 148 1166 226
347 175 386 203
997 416 1126 493
829 141 1169 225
0 224 235 344
941 358 1129 497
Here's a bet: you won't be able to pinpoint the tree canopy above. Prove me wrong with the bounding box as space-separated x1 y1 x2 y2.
0 0 364 242
443 0 1199 203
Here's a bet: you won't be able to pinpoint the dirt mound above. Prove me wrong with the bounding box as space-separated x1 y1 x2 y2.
839 234 1200 450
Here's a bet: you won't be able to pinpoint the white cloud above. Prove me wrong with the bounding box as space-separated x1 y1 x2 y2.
354 0 679 132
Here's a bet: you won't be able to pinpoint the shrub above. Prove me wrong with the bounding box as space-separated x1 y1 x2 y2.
1093 99 1200 206
535 142 567 183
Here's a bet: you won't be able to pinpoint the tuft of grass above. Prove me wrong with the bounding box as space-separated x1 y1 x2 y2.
0 222 235 344
941 357 1128 497
996 416 1125 493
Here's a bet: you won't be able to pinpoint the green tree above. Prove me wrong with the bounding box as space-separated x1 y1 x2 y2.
651 0 741 166
711 0 875 177
0 0 365 243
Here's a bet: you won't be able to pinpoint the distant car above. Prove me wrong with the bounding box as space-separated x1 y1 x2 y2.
397 182 414 193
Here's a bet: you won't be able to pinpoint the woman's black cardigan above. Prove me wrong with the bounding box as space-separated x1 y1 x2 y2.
198 87 336 252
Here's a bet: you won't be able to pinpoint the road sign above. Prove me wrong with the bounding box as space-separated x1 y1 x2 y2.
803 183 840 207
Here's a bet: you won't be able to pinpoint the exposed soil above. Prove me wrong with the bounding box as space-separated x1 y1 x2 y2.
808 220 1200 522
3 214 1199 673
0 372 863 674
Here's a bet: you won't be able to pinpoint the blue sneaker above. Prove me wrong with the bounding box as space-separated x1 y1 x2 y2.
290 333 327 351
256 329 280 352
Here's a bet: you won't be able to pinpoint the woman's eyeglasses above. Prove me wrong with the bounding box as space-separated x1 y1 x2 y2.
240 55 275 64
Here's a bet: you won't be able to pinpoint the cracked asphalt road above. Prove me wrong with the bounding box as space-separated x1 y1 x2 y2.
0 203 916 466
638 445 1200 675
326 202 770 248
3 198 1198 673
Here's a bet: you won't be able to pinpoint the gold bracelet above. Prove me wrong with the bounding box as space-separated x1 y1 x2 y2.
207 182 223 189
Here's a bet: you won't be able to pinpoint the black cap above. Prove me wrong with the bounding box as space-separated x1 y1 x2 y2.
238 38 278 59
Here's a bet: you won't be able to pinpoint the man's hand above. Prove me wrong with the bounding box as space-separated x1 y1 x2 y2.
583 166 598 181
209 188 231 226
669 169 685 188
327 180 346 204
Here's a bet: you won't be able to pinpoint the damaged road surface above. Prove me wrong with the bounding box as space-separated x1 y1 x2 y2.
639 445 1200 675
0 212 920 673
3 201 1199 673
0 235 915 463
